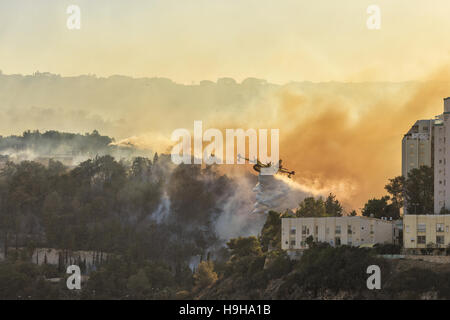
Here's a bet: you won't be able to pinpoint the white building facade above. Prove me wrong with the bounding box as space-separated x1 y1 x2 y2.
403 214 450 249
281 216 396 250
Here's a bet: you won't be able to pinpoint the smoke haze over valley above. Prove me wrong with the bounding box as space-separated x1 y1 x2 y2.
3 0 450 302
2 71 450 211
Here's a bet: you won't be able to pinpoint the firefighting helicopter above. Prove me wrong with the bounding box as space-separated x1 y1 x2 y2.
237 154 295 178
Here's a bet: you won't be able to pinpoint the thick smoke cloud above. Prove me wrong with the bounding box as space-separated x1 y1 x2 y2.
278 73 450 211
2 70 450 211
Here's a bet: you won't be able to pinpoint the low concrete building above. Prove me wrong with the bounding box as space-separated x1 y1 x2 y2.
403 214 450 250
281 216 396 251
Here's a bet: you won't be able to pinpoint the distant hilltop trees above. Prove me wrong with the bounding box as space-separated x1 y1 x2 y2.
0 130 142 161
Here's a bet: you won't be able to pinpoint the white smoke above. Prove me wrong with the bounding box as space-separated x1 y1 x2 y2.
214 174 266 241
152 191 171 223
252 173 316 214
1 148 39 162
213 170 319 241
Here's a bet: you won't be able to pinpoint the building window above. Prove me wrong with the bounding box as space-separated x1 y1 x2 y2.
326 227 329 235
290 240 296 246
315 226 318 235
290 228 296 235
417 236 426 244
437 236 445 245
302 226 309 235
335 237 341 246
347 225 352 235
406 225 410 233
437 224 445 233
335 225 341 235
417 224 426 233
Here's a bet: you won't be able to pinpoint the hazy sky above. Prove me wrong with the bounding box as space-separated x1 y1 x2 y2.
2 1 450 210
1 0 450 83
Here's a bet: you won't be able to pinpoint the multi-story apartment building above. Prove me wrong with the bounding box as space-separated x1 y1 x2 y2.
402 119 433 178
402 119 433 214
401 98 450 213
434 98 450 213
281 216 396 251
403 214 450 250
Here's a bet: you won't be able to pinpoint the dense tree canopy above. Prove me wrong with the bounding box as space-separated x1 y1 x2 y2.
0 153 235 266
362 165 433 217
296 194 343 217
404 166 434 214
361 196 399 219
